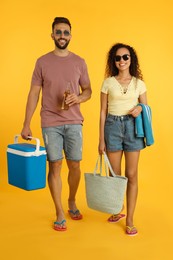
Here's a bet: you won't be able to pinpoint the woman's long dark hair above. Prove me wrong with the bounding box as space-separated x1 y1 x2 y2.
105 43 143 80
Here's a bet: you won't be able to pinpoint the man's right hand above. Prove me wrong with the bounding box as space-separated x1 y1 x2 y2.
21 126 32 140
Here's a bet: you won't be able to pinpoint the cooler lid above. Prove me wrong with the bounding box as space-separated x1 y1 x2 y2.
7 143 46 152
7 143 46 157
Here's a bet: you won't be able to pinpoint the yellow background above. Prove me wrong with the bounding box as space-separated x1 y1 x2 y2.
1 0 173 259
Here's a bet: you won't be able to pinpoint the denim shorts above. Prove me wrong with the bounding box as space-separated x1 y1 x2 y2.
42 124 82 161
104 114 145 152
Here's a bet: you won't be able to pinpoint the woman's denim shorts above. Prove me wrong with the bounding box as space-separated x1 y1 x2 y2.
42 124 82 161
104 114 145 152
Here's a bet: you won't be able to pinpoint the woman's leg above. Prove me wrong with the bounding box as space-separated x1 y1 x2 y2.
107 150 123 176
107 151 125 222
124 151 140 229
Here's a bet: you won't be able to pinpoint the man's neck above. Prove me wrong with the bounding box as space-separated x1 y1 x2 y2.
53 48 69 57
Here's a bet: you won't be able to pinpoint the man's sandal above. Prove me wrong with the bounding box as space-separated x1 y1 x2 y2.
68 209 83 220
54 219 67 231
126 226 138 236
107 213 126 223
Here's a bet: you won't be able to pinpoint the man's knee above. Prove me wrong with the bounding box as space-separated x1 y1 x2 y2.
49 160 63 173
67 160 80 171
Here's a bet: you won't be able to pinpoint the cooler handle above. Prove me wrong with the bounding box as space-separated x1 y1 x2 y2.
14 134 40 154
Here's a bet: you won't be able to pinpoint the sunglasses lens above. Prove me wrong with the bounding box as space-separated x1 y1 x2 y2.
55 30 70 36
115 55 121 62
56 30 62 35
64 30 70 36
123 54 129 61
115 54 130 62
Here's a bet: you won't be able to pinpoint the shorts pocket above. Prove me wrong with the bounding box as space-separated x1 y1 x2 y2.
105 116 115 126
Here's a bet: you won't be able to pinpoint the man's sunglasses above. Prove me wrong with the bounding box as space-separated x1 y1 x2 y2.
115 54 130 62
55 30 71 36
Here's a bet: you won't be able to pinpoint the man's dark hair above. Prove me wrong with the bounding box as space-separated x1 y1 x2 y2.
52 17 71 31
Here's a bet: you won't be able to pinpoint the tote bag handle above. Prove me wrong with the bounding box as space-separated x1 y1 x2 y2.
103 151 117 177
93 152 117 177
93 154 102 175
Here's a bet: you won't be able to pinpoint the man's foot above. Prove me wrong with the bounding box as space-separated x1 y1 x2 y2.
53 219 67 231
107 214 126 223
68 209 83 220
126 226 138 236
68 200 83 220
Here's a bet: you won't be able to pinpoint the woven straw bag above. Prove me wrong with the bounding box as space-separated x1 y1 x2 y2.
84 152 128 214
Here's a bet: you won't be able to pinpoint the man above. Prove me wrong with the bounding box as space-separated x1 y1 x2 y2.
21 17 92 231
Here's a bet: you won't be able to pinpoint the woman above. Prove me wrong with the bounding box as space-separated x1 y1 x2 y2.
99 43 147 236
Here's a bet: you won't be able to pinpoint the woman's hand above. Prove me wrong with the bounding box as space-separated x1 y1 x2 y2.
98 140 106 154
129 105 142 118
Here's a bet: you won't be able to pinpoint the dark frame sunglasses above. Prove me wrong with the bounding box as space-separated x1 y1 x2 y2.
55 29 71 36
115 54 130 62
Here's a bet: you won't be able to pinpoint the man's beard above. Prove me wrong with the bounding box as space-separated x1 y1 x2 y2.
54 38 70 50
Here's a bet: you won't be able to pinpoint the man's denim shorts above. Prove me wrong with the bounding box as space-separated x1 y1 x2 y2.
42 124 82 161
104 114 145 152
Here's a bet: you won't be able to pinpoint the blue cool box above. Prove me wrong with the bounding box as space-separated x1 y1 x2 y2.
7 138 47 191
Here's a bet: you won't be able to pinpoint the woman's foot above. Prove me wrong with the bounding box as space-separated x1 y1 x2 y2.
126 226 138 236
107 213 126 223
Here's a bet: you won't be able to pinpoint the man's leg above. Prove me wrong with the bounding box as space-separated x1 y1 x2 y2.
66 160 80 209
64 124 83 219
48 160 66 229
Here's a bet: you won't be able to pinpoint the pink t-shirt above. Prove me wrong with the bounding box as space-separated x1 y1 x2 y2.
31 51 90 127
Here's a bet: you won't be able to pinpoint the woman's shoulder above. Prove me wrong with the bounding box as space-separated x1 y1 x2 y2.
133 77 147 92
101 77 115 91
103 76 115 84
133 77 146 86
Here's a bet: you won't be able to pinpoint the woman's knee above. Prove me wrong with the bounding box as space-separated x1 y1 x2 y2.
126 171 138 184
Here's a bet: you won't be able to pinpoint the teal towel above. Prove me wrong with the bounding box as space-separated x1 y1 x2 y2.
135 104 154 146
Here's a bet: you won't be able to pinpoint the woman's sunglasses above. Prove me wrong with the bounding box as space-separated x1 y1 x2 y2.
115 54 130 62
